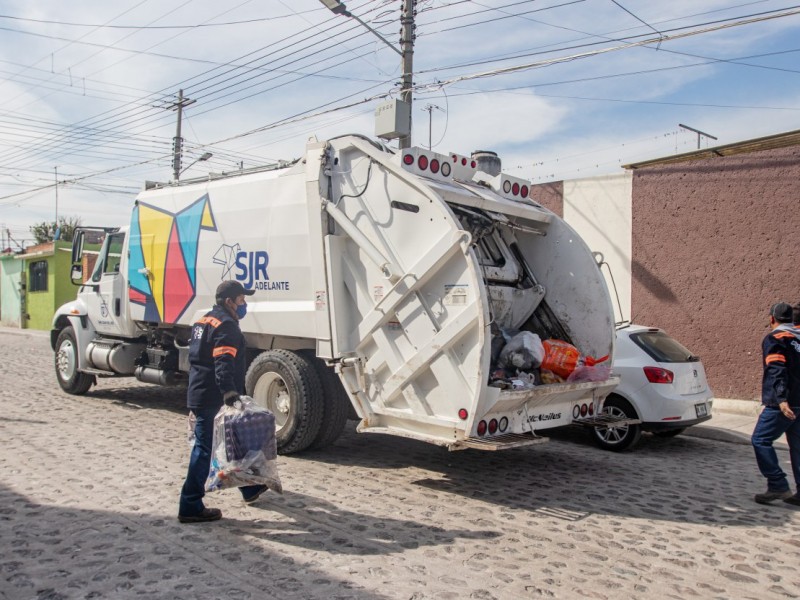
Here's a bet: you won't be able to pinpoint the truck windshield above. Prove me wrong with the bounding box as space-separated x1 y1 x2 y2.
630 330 698 363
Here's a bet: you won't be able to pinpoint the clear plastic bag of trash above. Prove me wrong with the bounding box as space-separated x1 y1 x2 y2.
205 396 283 494
566 364 612 383
498 331 545 370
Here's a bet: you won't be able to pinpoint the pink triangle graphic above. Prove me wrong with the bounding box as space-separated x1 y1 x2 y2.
163 221 194 323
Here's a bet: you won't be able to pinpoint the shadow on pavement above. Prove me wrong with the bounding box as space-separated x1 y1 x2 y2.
0 483 391 600
296 423 793 529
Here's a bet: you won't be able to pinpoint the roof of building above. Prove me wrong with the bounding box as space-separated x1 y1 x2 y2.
623 128 800 170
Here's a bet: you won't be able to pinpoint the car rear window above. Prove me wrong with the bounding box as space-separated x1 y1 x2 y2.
629 330 699 363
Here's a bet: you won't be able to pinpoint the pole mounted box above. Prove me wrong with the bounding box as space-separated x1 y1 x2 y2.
374 99 411 140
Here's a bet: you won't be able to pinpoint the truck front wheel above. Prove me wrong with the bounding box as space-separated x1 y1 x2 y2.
55 326 94 395
245 349 324 454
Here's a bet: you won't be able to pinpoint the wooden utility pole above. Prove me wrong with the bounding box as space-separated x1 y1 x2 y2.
170 89 196 180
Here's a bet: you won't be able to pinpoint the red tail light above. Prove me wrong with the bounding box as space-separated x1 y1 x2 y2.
403 154 414 165
477 420 487 436
430 158 440 174
512 182 520 196
418 155 429 170
644 366 674 384
458 408 468 420
488 418 498 434
521 185 529 198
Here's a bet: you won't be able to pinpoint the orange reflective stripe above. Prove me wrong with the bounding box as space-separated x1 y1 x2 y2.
774 332 795 339
198 316 222 328
213 346 238 358
766 354 786 364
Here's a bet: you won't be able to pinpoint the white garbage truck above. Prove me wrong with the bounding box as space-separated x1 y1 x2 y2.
52 134 625 453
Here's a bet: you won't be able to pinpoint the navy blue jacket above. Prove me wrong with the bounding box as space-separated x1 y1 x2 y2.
187 304 247 410
761 324 800 408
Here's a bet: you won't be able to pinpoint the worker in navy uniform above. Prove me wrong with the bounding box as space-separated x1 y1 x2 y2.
751 302 800 506
178 280 267 523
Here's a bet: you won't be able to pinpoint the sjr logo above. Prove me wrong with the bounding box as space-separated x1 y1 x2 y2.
235 250 269 289
213 244 290 291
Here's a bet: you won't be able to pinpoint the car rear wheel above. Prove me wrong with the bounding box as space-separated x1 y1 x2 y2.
653 428 686 438
593 396 641 452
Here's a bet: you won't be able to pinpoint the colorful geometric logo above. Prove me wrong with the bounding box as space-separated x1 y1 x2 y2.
128 194 217 323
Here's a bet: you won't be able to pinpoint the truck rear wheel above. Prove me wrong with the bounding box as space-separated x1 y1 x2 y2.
245 349 324 454
299 350 350 449
55 326 94 395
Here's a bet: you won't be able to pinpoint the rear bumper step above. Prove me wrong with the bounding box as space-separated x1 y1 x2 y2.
575 413 641 428
449 432 549 451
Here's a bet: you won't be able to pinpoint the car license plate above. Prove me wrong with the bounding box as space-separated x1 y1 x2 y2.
695 402 708 418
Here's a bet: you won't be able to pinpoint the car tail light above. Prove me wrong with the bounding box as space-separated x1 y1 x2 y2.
418 155 429 170
477 420 487 436
458 408 468 420
644 366 674 384
403 154 414 165
488 418 498 434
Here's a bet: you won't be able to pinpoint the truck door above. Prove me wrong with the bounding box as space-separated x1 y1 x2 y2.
85 231 129 337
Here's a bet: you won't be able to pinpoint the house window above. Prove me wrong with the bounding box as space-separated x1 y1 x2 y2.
29 260 48 292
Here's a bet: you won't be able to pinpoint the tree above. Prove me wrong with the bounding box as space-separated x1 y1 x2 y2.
30 216 82 244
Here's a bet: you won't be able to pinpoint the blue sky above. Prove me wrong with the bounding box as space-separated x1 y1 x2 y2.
1 0 799 245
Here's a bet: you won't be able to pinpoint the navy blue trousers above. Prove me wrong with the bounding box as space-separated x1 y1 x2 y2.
752 405 800 493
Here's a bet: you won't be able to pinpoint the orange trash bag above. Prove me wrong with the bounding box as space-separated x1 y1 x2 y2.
541 339 608 379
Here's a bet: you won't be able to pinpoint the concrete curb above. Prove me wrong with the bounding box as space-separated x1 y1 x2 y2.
711 397 761 416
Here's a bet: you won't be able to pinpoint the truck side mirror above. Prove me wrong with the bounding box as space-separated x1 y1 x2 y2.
71 230 85 264
70 230 85 285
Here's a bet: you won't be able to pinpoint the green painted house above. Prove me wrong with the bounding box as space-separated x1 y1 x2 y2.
4 242 78 330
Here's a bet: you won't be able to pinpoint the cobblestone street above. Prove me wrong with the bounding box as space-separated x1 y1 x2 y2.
2 329 799 600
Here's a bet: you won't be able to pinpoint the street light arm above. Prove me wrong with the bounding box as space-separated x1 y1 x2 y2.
348 13 403 56
319 0 402 55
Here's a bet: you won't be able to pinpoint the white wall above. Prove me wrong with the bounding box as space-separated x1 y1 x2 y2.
562 172 632 324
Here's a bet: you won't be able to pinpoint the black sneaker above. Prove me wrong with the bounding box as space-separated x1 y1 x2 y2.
783 494 800 507
243 485 269 505
754 490 792 505
178 507 222 523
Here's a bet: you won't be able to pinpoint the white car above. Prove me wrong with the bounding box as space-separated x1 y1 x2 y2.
593 324 714 451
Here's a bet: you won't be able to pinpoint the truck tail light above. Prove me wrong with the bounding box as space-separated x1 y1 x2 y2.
488 418 498 434
458 408 468 420
499 417 508 432
477 420 487 436
644 366 674 384
418 155 429 170
430 158 440 174
521 185 529 198
403 154 414 165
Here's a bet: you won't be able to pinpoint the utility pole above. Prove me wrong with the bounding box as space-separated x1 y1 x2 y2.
679 123 718 150
54 166 58 228
398 0 416 150
170 89 196 181
423 103 442 150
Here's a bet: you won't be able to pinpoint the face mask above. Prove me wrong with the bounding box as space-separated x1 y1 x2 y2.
235 303 247 320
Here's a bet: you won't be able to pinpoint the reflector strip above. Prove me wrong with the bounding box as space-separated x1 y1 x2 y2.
198 316 222 328
766 354 786 364
213 346 238 358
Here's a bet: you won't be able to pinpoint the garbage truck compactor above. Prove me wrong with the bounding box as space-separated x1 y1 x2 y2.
52 135 624 454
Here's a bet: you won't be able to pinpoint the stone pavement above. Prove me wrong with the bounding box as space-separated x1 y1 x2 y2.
2 327 800 600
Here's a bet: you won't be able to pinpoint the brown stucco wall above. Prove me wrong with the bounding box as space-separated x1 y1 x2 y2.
529 181 563 216
630 145 800 400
